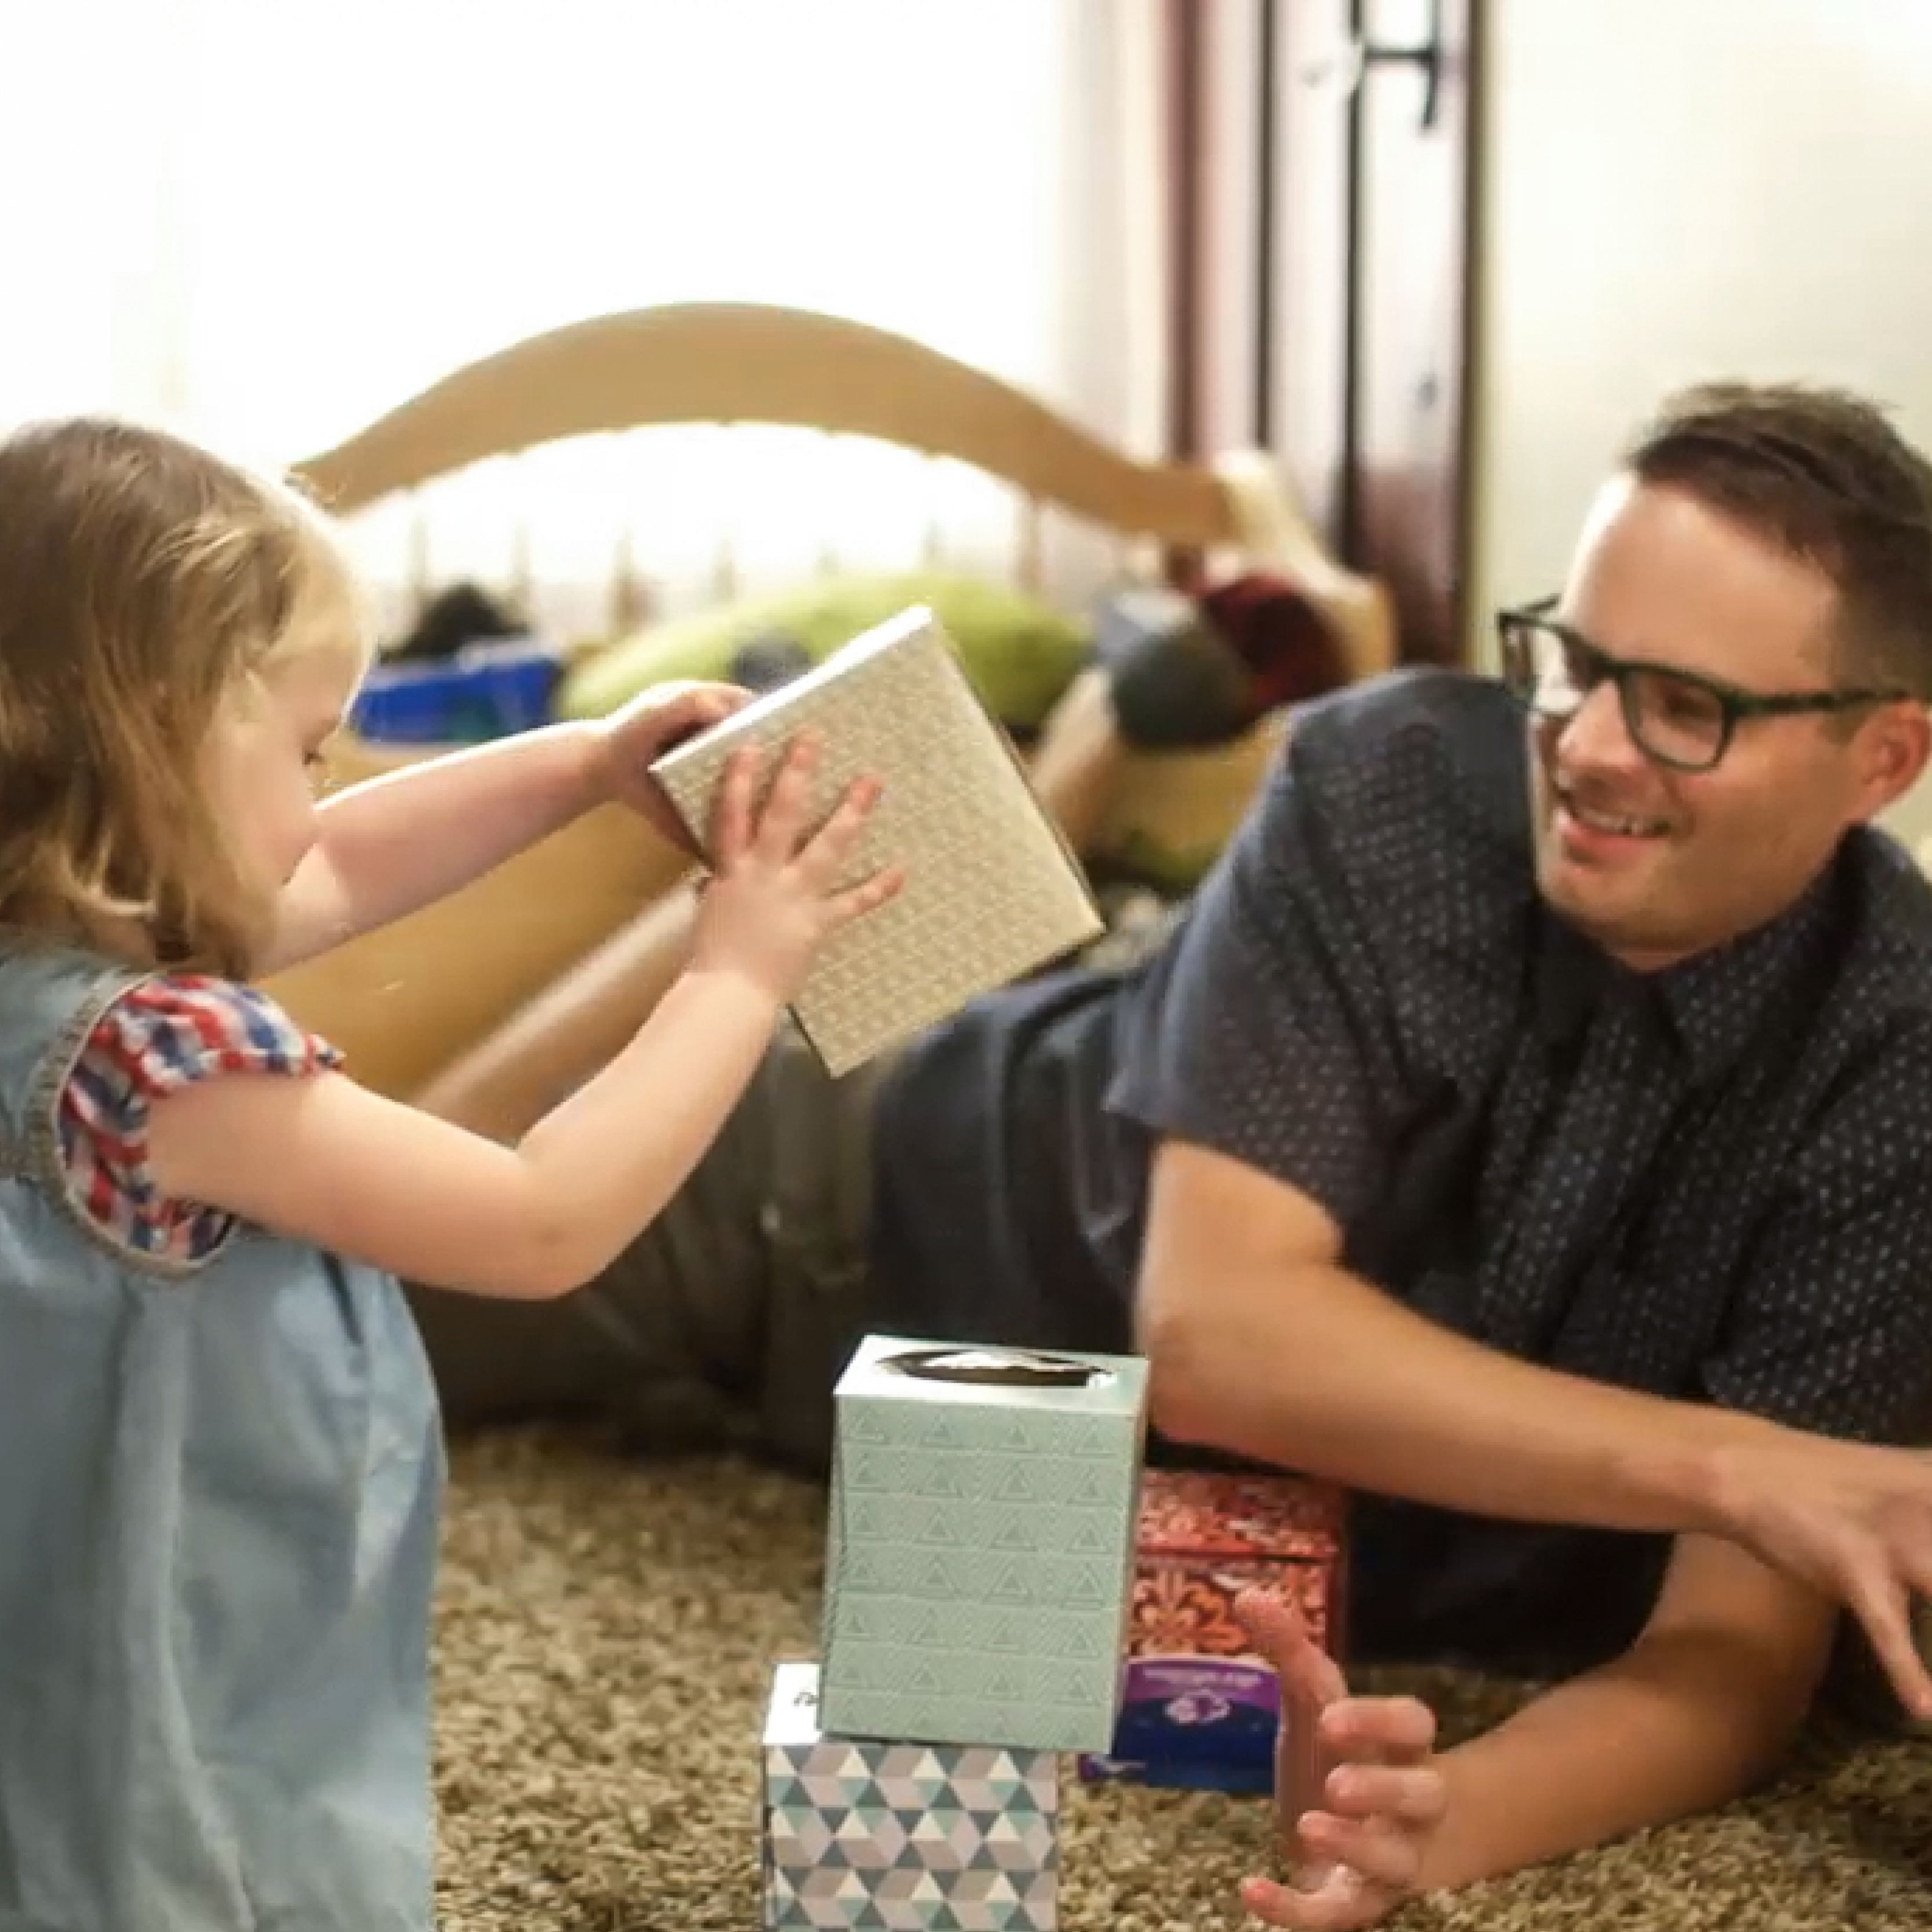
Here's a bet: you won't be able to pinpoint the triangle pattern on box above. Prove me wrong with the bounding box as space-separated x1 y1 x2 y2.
820 1332 1149 1758
766 1737 1058 1931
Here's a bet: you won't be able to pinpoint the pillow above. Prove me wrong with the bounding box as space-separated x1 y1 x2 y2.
555 566 1291 894
1093 716 1287 896
555 569 1090 736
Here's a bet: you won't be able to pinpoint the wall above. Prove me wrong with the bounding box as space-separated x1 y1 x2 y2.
1468 0 1932 847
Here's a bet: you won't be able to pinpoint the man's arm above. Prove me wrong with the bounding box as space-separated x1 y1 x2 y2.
1419 1532 1832 1887
1235 1534 1829 1909
412 889 700 1141
1136 1134 1932 1718
1136 1141 1749 1537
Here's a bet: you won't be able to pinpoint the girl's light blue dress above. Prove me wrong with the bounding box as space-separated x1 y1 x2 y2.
0 945 445 1931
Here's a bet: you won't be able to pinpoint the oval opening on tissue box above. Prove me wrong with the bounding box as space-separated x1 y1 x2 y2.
880 1346 1113 1389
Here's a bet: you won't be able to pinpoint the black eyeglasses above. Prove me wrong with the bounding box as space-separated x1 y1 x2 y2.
1494 596 1909 773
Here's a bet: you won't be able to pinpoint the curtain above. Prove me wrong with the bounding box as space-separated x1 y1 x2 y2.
1 0 1168 642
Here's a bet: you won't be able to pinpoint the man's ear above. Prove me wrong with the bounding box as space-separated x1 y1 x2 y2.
1853 702 1931 820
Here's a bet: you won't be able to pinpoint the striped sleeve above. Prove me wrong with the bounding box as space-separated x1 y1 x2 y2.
58 974 344 1263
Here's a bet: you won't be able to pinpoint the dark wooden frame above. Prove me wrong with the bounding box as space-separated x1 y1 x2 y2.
1167 0 1482 667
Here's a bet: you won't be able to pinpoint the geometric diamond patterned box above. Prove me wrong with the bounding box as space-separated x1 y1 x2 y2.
762 1661 1058 1932
819 1335 1149 1755
648 605 1104 1078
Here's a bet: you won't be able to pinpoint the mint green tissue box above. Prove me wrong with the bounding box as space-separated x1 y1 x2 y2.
819 1333 1151 1753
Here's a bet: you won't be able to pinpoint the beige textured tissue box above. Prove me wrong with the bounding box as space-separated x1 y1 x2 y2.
648 606 1104 1077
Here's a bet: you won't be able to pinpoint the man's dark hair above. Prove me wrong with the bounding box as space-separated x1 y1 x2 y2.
1623 381 1932 700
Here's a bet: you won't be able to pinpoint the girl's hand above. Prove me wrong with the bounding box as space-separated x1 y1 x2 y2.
590 680 754 852
689 732 901 1005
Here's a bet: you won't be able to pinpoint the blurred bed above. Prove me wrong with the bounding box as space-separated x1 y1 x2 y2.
266 301 1396 1097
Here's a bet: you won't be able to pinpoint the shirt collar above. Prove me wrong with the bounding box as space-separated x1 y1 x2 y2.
1529 909 1611 1046
1651 861 1838 1079
1530 857 1840 1080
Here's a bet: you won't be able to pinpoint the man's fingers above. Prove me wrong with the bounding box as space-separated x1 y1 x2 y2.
1849 1569 1932 1723
1323 1760 1445 1826
1298 1811 1424 1894
1238 1871 1378 1932
1236 1587 1348 1705
1320 1695 1438 1764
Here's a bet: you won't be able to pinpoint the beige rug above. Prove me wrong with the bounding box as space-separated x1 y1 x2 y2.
434 1429 1932 1931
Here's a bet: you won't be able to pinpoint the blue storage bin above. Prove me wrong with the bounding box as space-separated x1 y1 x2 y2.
351 637 563 744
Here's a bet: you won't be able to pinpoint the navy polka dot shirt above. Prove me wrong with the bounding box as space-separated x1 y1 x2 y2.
870 667 1932 1673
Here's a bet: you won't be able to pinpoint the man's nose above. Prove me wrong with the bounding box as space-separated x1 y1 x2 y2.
1558 678 1648 774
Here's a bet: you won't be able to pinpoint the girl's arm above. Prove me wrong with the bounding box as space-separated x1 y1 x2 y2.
152 737 897 1298
264 684 744 974
146 962 787 1298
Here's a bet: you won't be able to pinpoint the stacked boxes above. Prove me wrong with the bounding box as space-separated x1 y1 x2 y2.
1078 1469 1349 1796
762 1664 1060 1931
760 1334 1149 1931
817 1336 1149 1753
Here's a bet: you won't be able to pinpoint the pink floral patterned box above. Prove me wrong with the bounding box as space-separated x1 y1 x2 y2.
1078 1468 1349 1796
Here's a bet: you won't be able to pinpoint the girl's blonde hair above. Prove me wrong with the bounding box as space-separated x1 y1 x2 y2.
0 416 371 978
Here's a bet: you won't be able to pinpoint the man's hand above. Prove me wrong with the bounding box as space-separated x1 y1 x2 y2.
1704 1426 1932 1720
588 680 753 852
1235 1589 1445 1931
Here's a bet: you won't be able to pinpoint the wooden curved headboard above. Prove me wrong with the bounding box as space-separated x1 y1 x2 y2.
271 302 1396 1098
291 301 1393 683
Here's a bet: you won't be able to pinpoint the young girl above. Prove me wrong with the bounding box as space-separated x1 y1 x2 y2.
0 416 898 1931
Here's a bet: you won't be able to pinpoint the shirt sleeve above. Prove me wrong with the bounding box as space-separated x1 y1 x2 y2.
58 973 344 1261
1104 700 1411 1230
1700 1021 1932 1445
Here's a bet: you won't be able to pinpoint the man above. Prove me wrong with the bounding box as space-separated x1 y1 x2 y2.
407 381 1932 1923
